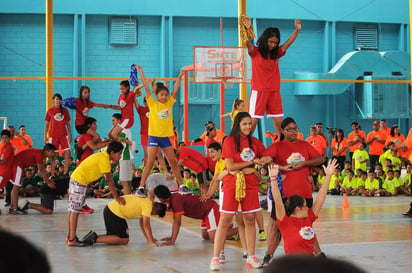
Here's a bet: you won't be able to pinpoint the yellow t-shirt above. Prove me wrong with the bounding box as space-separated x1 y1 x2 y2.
365 178 379 190
383 178 397 194
147 96 176 137
108 194 152 219
342 177 354 188
71 152 111 186
214 158 226 174
352 150 369 171
404 173 411 187
317 175 325 185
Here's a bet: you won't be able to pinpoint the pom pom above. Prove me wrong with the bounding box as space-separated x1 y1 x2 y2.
130 64 138 87
62 97 77 110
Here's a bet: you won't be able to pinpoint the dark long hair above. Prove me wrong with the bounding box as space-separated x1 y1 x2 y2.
285 195 305 216
53 93 63 116
335 128 344 142
79 85 90 105
257 27 281 60
279 117 296 141
390 125 399 137
230 112 253 152
120 80 130 95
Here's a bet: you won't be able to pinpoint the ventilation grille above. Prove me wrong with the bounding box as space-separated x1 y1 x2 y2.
110 18 137 45
354 25 378 50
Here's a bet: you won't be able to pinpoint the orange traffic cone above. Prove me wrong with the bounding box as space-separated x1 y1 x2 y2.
342 194 350 209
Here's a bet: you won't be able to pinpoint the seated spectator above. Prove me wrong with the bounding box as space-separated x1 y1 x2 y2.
340 161 352 178
365 170 381 197
19 167 41 197
340 169 356 195
382 170 398 196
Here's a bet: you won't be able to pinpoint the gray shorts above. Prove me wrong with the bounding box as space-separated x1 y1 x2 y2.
67 179 87 213
119 160 133 181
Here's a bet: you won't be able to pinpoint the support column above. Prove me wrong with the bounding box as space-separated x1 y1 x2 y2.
45 0 53 110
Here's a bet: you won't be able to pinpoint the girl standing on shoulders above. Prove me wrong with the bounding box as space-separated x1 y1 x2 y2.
44 93 72 175
210 112 266 271
245 16 301 136
135 65 191 197
75 86 111 142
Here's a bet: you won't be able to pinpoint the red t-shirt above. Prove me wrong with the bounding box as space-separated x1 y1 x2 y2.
222 135 266 189
263 140 320 198
13 149 44 168
169 193 215 219
367 130 386 155
118 92 135 129
78 133 94 163
0 143 15 178
249 46 285 92
176 147 208 174
205 137 217 172
75 98 96 126
137 105 149 135
45 106 71 137
347 130 366 152
305 135 326 156
277 208 317 255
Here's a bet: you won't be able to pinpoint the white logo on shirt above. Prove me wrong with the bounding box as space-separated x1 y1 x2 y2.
299 226 315 240
53 113 64 122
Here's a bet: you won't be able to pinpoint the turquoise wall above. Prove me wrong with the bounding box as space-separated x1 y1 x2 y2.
0 0 410 163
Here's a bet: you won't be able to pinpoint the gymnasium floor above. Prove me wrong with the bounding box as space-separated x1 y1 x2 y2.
1 194 411 273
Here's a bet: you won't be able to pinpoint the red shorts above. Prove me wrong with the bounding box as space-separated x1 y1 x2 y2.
220 173 261 213
141 134 148 146
48 136 70 150
249 90 283 118
11 165 24 187
0 173 12 189
201 202 220 231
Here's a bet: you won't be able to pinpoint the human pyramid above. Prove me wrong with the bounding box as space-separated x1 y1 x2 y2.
1 14 411 273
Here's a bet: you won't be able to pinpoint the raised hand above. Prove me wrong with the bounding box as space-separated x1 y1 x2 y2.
323 158 339 176
295 19 301 32
268 164 279 179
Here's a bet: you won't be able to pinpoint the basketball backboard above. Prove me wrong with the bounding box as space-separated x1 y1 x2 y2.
193 46 250 83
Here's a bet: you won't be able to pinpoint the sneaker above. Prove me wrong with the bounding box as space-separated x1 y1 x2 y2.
261 254 272 267
21 200 30 212
179 185 192 195
209 257 220 271
246 255 261 268
67 237 85 247
80 230 98 246
258 230 267 241
374 193 380 197
242 250 248 260
402 209 412 217
136 187 146 197
229 233 240 240
80 205 94 214
219 251 226 263
8 208 27 215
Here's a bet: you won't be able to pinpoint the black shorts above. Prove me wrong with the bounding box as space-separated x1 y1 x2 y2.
103 206 129 238
270 197 313 221
40 193 55 210
75 124 89 135
196 169 209 185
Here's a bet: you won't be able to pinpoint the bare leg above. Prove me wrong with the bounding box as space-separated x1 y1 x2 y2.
29 203 53 214
121 181 131 195
139 146 160 188
208 226 238 242
96 234 129 245
68 211 80 241
162 147 183 186
255 210 264 231
236 213 247 253
265 218 282 256
213 212 234 257
243 212 257 256
156 150 169 173
63 149 71 175
313 237 322 255
109 125 123 141
251 118 259 134
271 116 283 139
11 185 20 209
142 146 148 166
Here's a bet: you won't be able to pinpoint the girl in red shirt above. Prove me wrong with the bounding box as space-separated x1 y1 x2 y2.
268 159 338 255
245 17 301 137
210 112 266 270
75 86 111 142
44 93 72 174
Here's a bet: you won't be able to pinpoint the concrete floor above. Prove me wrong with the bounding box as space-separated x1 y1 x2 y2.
1 194 411 273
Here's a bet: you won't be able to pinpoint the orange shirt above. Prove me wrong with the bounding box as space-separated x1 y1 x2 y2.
331 137 348 157
367 130 386 155
305 135 327 156
199 129 225 143
11 135 33 154
385 134 405 147
348 130 366 152
379 127 391 136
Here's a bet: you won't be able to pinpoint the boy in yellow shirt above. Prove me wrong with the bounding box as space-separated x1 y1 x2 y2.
79 194 166 246
67 141 124 246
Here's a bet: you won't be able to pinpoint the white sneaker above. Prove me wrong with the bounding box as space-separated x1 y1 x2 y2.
210 257 220 271
246 255 261 268
219 251 225 263
242 250 248 260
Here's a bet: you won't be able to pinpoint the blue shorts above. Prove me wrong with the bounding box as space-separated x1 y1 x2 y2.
148 136 172 149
